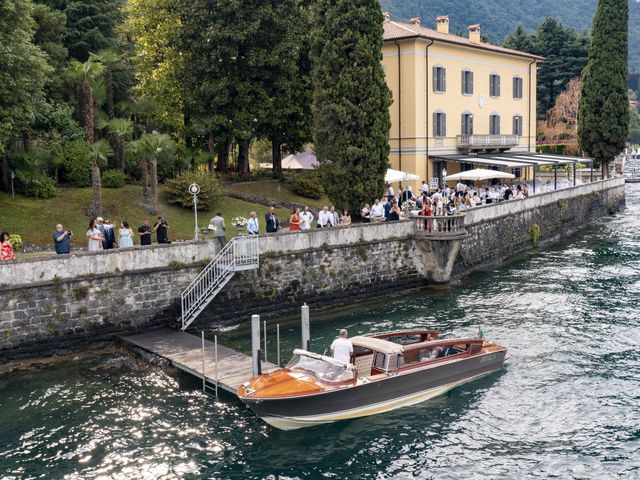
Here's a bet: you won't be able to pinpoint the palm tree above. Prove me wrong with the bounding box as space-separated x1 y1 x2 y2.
109 118 134 171
138 133 174 214
87 139 113 216
134 99 158 133
90 49 120 119
68 58 105 143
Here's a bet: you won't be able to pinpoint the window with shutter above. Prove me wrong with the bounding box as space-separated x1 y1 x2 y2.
461 70 473 95
490 74 501 97
433 111 445 138
513 77 523 99
433 66 446 93
513 115 522 136
490 115 500 135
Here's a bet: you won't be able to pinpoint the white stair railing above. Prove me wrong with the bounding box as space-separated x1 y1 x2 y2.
181 235 259 330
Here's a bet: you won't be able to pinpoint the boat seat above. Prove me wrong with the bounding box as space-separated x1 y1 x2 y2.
354 354 374 378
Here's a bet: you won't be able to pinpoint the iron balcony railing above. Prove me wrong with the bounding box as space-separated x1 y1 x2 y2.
456 134 519 149
414 214 466 237
181 235 259 330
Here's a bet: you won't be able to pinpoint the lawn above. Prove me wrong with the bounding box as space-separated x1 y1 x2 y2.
225 179 329 209
0 185 291 250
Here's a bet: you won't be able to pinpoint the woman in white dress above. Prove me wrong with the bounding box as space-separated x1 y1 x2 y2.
119 220 134 248
86 218 103 252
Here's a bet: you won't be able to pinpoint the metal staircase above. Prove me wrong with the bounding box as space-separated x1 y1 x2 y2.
180 235 259 330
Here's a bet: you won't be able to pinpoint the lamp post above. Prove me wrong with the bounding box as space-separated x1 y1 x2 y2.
10 171 15 200
189 183 201 240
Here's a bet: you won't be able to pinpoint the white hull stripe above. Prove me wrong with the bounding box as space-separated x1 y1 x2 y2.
261 371 494 430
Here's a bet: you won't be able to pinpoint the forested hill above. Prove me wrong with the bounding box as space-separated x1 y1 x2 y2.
380 0 640 71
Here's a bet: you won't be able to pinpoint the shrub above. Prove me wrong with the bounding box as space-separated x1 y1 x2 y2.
30 175 59 198
8 234 23 252
61 140 91 187
102 169 126 188
164 171 223 211
290 173 324 199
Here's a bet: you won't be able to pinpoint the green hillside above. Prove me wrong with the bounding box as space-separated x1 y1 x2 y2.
381 0 640 71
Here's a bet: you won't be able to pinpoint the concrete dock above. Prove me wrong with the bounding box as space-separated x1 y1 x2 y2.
119 328 278 394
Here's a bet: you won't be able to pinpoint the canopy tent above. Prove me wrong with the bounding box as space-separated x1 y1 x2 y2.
445 169 515 181
281 150 318 170
385 168 420 183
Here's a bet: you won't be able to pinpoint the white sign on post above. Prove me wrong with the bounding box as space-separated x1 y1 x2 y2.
430 177 439 190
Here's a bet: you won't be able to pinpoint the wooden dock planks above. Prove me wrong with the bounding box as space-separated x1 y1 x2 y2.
119 328 278 394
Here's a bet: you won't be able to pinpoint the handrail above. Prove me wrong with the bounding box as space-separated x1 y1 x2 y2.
181 235 259 330
456 134 519 148
414 214 466 237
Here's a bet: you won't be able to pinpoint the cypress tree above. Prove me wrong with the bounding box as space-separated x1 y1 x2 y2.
311 0 391 214
578 0 628 176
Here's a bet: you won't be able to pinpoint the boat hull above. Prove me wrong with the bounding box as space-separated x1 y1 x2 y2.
240 350 505 430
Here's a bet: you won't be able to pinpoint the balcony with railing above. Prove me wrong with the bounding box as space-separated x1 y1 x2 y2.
456 134 519 151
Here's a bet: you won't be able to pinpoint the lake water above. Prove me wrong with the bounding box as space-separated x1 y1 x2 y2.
1 185 639 480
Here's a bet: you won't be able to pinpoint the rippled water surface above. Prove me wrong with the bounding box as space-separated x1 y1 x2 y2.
1 185 639 479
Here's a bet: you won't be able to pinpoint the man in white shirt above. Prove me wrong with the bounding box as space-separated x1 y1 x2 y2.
420 180 429 195
247 211 259 234
371 199 384 221
318 206 329 228
299 207 314 230
456 181 465 193
330 329 353 365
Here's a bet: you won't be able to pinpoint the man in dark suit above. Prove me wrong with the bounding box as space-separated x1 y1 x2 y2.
265 207 279 233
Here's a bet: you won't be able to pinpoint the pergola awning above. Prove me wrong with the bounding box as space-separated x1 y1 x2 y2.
432 152 593 167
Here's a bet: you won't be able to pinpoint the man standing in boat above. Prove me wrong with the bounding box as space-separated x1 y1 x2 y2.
330 329 353 364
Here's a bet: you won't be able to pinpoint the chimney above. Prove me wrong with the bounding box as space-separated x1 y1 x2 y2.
468 24 481 43
409 17 421 26
383 12 391 23
436 16 449 35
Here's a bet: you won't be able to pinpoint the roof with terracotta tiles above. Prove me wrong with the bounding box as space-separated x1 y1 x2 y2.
383 20 544 61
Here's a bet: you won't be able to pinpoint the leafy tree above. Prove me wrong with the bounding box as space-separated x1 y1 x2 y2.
108 118 134 170
90 49 120 119
311 0 391 215
63 0 124 62
137 132 174 213
579 0 629 177
86 139 113 215
629 105 640 144
31 2 68 99
503 24 535 53
0 0 50 189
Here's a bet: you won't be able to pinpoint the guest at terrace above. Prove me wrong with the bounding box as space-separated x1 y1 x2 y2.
339 210 351 226
119 221 134 248
86 218 103 253
247 211 259 234
371 199 385 221
154 216 171 244
265 207 279 233
388 202 401 222
330 206 339 227
299 207 314 230
138 219 152 246
289 208 301 231
0 231 15 261
210 212 226 251
53 224 72 254
361 203 371 223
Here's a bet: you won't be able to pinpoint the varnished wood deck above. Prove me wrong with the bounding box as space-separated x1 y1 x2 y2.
119 328 278 394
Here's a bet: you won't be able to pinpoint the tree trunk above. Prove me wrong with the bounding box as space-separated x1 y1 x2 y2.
91 162 102 216
208 132 215 174
105 69 114 119
145 115 152 134
22 126 32 151
183 108 191 147
1 155 9 191
84 83 95 143
272 135 282 179
94 104 101 141
141 158 149 198
118 136 125 170
216 141 229 173
238 139 250 175
77 84 85 126
149 155 158 214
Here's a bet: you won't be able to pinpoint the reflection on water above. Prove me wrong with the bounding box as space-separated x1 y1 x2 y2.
1 185 639 479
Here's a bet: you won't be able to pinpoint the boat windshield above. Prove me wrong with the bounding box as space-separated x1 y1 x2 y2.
286 354 354 383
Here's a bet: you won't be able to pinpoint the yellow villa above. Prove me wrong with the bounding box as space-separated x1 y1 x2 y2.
382 14 550 190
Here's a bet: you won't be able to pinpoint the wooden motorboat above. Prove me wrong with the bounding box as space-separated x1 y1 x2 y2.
237 329 506 430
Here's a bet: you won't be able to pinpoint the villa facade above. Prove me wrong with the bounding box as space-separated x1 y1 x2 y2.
382 15 544 188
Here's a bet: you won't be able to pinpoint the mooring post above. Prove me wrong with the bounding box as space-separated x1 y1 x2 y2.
251 314 261 376
301 303 310 351
201 331 206 392
263 320 267 363
214 334 218 398
276 323 281 367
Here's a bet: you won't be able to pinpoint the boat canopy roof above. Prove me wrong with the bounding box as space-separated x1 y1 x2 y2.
292 349 353 368
350 336 405 355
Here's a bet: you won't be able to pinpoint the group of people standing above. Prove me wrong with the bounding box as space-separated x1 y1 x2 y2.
288 205 351 231
82 216 171 253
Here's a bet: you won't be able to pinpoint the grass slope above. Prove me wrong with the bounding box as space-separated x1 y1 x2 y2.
225 179 329 209
0 185 291 250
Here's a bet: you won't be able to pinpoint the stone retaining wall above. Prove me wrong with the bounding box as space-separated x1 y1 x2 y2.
0 177 626 360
